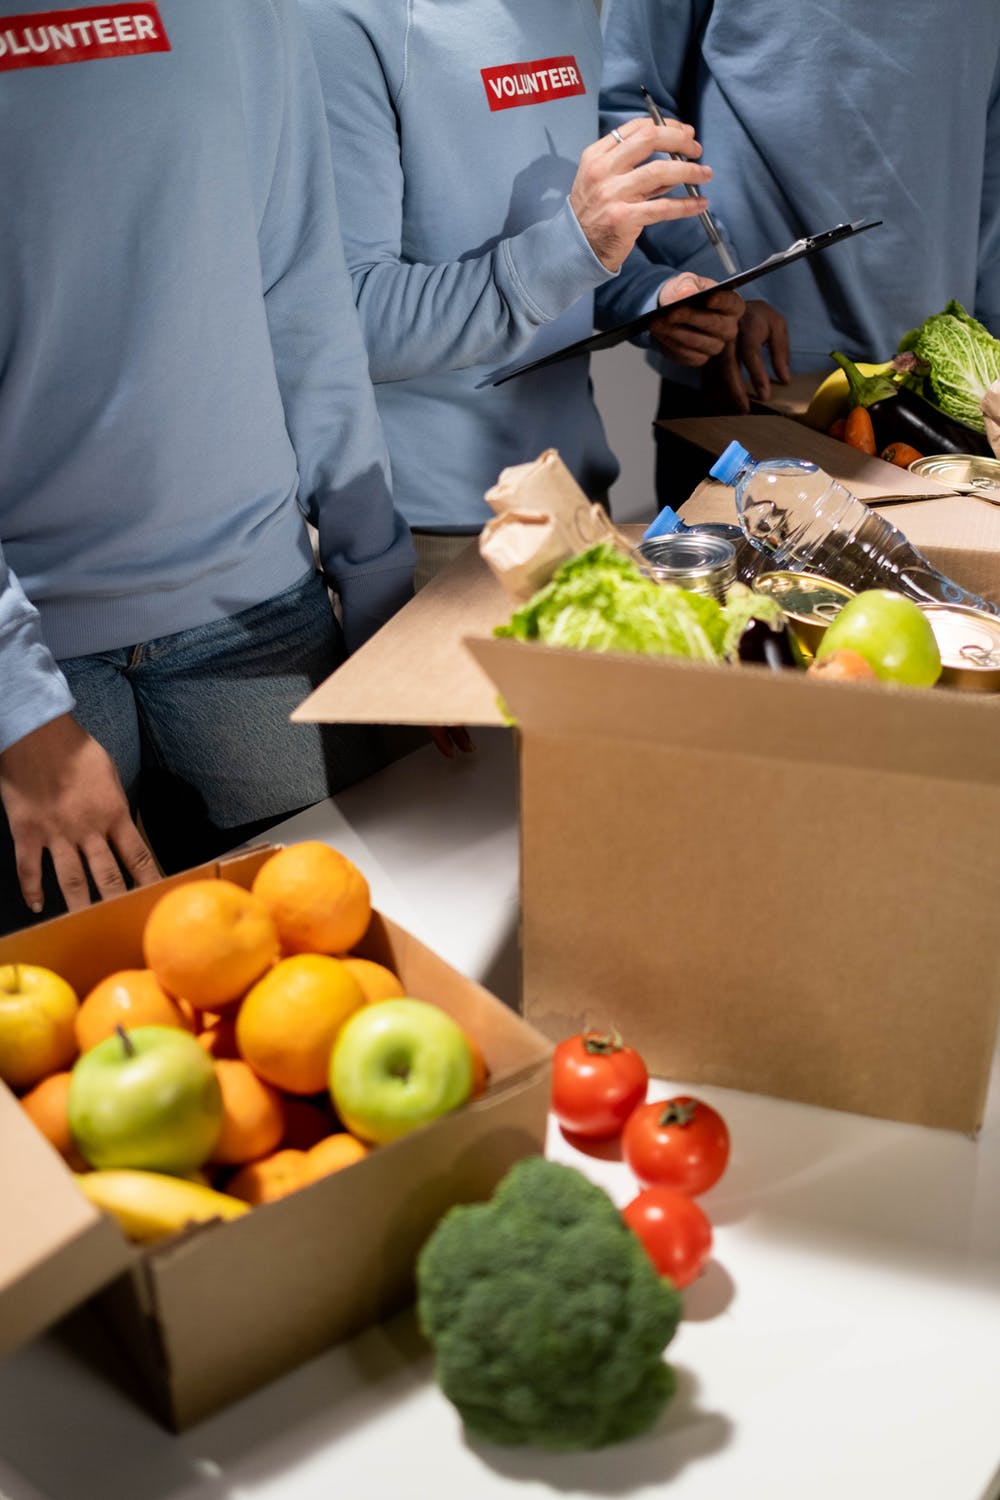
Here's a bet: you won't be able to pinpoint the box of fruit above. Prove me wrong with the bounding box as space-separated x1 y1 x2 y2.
294 447 1000 1135
0 843 553 1431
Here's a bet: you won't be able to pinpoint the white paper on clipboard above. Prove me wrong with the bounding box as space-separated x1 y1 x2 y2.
486 219 882 387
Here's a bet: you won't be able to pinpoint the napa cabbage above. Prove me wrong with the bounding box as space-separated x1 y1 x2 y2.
898 301 1000 433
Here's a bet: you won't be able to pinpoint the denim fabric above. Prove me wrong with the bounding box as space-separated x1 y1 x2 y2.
0 571 388 933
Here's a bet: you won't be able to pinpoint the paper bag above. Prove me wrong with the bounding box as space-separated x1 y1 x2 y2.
479 449 631 602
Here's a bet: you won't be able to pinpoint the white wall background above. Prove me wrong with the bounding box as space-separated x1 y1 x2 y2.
590 343 663 525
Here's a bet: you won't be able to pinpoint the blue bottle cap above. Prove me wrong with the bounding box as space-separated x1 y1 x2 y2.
641 504 686 541
709 439 752 486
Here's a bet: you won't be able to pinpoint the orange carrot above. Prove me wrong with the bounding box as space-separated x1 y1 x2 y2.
826 417 848 441
843 405 877 455
880 442 924 469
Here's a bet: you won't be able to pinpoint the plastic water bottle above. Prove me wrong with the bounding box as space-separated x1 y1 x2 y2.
708 440 1000 616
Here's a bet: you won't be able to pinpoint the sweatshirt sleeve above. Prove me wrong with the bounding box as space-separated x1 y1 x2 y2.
259 0 414 651
0 546 75 755
297 0 615 382
977 49 1000 335
596 0 738 329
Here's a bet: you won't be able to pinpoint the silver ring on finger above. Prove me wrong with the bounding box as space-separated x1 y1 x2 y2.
610 127 625 145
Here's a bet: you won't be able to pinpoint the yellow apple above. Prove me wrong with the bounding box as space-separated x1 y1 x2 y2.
0 963 80 1091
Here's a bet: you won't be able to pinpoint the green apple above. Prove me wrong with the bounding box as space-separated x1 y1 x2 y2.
329 998 474 1145
68 1024 223 1173
815 590 941 687
0 963 79 1091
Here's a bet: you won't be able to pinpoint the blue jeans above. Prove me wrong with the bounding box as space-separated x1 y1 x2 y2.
0 571 388 933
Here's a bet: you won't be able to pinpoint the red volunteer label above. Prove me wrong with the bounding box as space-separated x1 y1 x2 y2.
481 54 585 112
0 3 169 70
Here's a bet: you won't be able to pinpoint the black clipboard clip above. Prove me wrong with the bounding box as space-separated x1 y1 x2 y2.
486 218 882 387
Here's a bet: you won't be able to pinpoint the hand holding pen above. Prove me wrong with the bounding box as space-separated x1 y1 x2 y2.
568 114 723 274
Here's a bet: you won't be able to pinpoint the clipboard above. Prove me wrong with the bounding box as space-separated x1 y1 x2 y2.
488 219 882 386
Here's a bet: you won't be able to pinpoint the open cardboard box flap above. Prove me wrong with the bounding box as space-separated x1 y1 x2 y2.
295 540 511 729
0 1088 134 1360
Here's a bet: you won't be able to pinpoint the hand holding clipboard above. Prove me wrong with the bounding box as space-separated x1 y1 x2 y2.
488 220 882 387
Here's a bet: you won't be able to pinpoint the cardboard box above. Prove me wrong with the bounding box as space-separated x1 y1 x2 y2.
0 848 552 1430
296 418 1000 1134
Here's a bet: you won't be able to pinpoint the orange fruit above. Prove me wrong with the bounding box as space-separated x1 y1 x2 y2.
280 1095 339 1150
807 647 879 682
20 1071 89 1170
341 956 405 1004
75 969 194 1053
209 1059 285 1166
251 842 371 956
227 1148 308 1205
303 1131 368 1181
236 954 364 1095
197 1013 241 1060
142 878 280 1011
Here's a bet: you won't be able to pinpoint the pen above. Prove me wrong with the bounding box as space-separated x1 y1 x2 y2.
639 85 739 278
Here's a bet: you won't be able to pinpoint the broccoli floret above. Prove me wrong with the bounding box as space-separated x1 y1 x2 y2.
415 1156 683 1451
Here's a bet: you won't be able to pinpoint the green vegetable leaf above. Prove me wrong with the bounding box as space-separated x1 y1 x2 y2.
896 301 1000 432
829 350 899 408
495 542 725 662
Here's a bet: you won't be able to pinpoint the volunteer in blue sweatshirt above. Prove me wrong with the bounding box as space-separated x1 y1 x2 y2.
297 0 745 576
599 0 1000 408
0 0 415 931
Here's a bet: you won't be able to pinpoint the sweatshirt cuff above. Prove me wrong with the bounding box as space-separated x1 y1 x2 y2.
501 198 616 326
335 560 416 654
0 622 75 753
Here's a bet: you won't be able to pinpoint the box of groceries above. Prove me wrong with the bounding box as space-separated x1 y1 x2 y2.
297 422 1000 1135
0 845 552 1429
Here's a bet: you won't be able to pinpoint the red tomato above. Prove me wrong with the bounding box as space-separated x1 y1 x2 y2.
622 1186 713 1289
550 1029 648 1139
622 1096 730 1196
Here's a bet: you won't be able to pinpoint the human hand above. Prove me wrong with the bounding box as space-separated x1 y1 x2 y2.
704 299 792 412
570 119 714 273
649 273 744 365
428 727 476 759
0 714 160 915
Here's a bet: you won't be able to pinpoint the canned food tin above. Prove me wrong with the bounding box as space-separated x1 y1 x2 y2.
634 532 738 601
751 571 856 654
919 604 1000 692
908 453 1000 499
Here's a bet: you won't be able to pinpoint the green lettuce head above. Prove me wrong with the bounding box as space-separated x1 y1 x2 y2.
897 300 1000 432
494 542 726 661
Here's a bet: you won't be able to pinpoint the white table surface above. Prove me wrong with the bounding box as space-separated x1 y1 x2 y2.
1 728 999 1500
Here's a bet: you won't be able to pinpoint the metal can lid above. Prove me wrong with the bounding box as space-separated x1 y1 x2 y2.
635 532 737 575
751 570 857 624
908 453 1000 497
920 604 1000 690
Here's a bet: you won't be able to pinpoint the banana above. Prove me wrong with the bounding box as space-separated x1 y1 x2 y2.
803 360 895 432
75 1168 249 1243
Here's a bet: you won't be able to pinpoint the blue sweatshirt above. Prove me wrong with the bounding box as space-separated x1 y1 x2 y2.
598 0 1000 369
298 0 620 533
0 0 415 755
